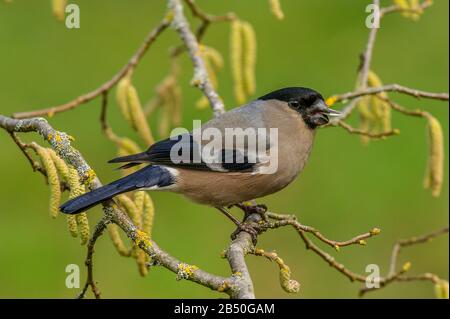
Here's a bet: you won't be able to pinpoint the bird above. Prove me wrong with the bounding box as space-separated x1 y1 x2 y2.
60 87 340 240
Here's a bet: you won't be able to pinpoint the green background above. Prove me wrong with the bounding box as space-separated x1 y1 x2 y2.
0 0 448 298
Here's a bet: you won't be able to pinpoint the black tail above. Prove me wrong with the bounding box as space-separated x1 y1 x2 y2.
60 165 174 215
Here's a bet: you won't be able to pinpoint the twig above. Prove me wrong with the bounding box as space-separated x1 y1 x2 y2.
358 0 380 90
0 114 241 297
381 0 433 17
337 121 400 139
334 0 379 121
169 0 235 57
168 0 225 117
77 216 110 299
329 84 449 106
265 211 381 250
8 132 45 175
12 20 171 119
388 226 449 276
263 211 448 296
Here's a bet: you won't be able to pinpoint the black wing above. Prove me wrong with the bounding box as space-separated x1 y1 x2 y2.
108 134 256 172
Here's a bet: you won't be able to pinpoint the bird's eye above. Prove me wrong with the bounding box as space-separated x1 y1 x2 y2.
288 100 300 108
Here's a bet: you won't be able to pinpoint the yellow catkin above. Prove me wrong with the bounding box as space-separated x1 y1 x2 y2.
47 149 77 235
158 86 173 138
134 191 145 227
52 0 67 22
196 45 223 109
357 96 373 145
116 77 132 123
136 249 148 276
116 137 142 155
66 215 78 238
424 115 444 197
67 166 90 243
127 84 155 145
203 46 224 71
367 70 391 133
143 193 155 236
76 213 90 245
394 0 412 18
171 83 182 126
279 265 300 293
230 20 246 105
434 280 449 299
35 146 61 218
117 194 140 226
107 224 131 257
132 191 150 276
269 0 284 20
409 0 423 20
241 21 257 96
196 60 218 110
48 149 69 181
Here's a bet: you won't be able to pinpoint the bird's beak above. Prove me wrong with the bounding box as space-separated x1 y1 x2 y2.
316 100 341 117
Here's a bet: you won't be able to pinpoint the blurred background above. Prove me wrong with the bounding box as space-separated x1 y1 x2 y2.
0 0 448 298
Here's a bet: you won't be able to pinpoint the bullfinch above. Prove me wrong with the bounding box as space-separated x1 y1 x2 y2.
60 87 340 236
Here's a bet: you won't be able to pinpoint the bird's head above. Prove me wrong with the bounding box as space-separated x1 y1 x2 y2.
259 87 341 129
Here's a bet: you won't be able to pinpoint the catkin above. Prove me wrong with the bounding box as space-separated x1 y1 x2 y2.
108 224 131 257
203 46 224 71
434 280 449 299
230 20 246 105
76 213 90 245
279 264 300 293
357 96 373 145
171 83 182 126
158 85 174 138
68 166 90 243
143 193 155 236
52 0 67 22
66 215 78 238
196 61 217 110
35 146 61 218
47 149 77 235
409 0 423 20
134 191 149 276
394 0 412 18
136 249 148 276
367 70 391 133
134 191 146 226
196 46 223 110
241 22 257 96
116 137 142 155
117 194 140 226
116 77 132 123
424 115 444 197
127 84 155 145
269 0 284 20
48 149 69 181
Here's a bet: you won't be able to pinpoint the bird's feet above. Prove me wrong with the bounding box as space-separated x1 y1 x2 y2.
231 222 259 246
235 202 269 222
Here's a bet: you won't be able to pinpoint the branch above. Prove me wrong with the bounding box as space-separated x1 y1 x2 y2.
335 0 380 122
77 215 110 299
388 226 449 276
12 20 171 119
381 0 433 17
168 0 225 117
265 211 381 251
337 121 400 139
262 211 448 296
0 114 262 299
358 0 380 90
328 84 449 106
